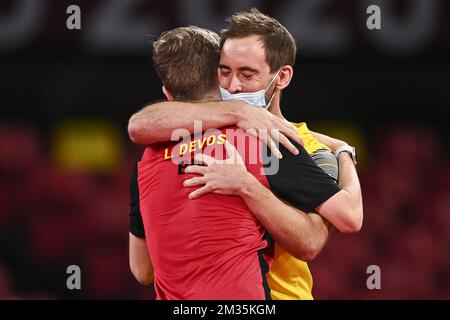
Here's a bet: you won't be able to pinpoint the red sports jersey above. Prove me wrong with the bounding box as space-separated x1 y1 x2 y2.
137 128 272 300
131 126 341 300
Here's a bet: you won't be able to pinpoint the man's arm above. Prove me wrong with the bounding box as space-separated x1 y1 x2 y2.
239 174 331 261
310 131 347 152
128 100 239 145
128 161 154 285
185 164 330 261
184 135 360 262
129 233 154 285
315 152 363 233
310 131 363 233
184 141 330 261
128 100 303 158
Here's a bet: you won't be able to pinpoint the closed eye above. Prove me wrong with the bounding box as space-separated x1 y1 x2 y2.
242 74 255 80
219 66 232 77
220 70 231 77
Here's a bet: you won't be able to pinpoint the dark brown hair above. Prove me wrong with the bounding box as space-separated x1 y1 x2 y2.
221 8 297 72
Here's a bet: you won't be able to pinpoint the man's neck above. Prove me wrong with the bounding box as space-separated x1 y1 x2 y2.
197 90 221 102
268 94 287 120
171 90 220 104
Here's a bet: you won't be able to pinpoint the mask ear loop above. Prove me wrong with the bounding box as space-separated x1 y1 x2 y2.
265 68 282 92
265 91 276 109
264 68 282 109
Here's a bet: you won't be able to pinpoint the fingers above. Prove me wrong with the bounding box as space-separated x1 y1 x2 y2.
184 165 207 175
280 118 300 135
183 176 207 187
277 120 304 147
245 128 282 159
194 153 217 166
245 128 258 139
223 140 244 165
271 115 303 147
188 185 213 199
276 132 300 156
286 121 300 133
265 133 283 160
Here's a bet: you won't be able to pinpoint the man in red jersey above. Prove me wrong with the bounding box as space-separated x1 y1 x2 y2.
128 26 341 300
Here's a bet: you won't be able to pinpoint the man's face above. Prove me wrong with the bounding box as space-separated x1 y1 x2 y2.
218 35 276 98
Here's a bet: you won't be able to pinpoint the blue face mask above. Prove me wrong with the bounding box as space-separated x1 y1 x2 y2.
219 69 281 110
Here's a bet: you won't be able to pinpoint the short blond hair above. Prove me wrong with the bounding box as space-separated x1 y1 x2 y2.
153 26 220 101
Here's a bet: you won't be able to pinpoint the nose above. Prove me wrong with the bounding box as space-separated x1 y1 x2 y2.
229 75 243 93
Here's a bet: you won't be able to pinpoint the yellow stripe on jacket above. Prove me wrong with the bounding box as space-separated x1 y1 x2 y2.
267 122 329 300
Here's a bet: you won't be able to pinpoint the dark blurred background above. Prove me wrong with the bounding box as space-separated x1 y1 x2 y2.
0 0 449 299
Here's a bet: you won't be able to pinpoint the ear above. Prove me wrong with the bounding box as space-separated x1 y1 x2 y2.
276 65 293 91
162 86 174 101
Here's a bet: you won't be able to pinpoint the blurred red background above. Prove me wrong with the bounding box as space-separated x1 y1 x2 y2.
0 0 449 299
